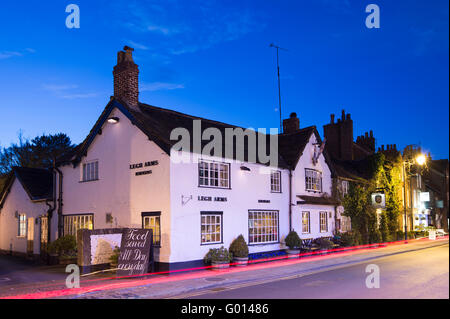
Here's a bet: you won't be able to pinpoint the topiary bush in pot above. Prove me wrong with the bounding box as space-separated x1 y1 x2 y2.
47 235 77 265
229 235 249 266
284 230 301 258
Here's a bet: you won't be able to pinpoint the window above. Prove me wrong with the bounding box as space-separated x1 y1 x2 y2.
201 212 222 244
320 211 328 233
18 214 27 237
142 213 161 246
82 160 98 182
342 180 349 196
270 171 281 193
64 214 93 238
305 169 322 192
248 210 279 244
302 212 310 234
198 160 230 188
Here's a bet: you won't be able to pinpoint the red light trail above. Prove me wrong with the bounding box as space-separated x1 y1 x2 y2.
1 236 446 299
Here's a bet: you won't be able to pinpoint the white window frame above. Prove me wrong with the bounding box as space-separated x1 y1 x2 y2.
305 168 322 192
198 160 230 189
248 210 279 245
201 213 222 245
302 211 310 234
342 180 349 196
320 211 328 233
64 214 93 238
18 214 27 237
143 215 161 246
270 171 281 193
81 160 99 182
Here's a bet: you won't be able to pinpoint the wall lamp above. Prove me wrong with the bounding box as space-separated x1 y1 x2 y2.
240 165 251 171
107 117 120 124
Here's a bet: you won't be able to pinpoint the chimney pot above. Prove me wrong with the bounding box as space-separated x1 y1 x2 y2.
330 114 335 123
113 46 139 107
283 113 300 133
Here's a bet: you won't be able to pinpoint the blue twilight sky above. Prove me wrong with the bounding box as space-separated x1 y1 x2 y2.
0 0 448 159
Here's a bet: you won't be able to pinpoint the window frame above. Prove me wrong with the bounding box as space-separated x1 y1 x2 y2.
198 160 231 189
319 211 328 233
302 211 310 234
81 160 99 182
141 212 161 247
305 168 322 193
248 210 279 245
270 170 282 193
18 214 27 237
342 180 349 196
200 211 223 245
63 213 94 238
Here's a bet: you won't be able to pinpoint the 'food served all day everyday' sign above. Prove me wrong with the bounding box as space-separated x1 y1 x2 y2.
117 228 153 276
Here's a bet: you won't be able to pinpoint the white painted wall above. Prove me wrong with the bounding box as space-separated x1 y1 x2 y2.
169 152 290 263
0 179 48 255
291 133 336 239
59 107 172 263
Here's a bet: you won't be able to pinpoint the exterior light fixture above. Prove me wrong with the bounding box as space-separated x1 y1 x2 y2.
240 166 251 171
107 117 120 124
416 154 426 166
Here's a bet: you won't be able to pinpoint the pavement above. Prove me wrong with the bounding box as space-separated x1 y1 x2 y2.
0 237 448 299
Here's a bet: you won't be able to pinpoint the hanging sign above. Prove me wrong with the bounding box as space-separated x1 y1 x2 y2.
371 193 385 208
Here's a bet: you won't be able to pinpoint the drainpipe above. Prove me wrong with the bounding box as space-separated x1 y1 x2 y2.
54 164 64 238
289 169 293 232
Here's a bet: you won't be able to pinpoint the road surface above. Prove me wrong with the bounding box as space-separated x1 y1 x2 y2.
186 243 449 299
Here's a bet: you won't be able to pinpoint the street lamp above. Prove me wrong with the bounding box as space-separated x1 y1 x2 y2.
402 149 427 240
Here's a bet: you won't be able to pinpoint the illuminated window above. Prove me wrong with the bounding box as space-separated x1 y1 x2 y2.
342 180 349 196
199 160 230 188
142 214 161 246
302 212 310 234
248 210 279 244
82 160 99 182
271 171 281 193
305 169 322 192
320 211 328 233
64 214 93 238
201 213 222 244
18 214 27 237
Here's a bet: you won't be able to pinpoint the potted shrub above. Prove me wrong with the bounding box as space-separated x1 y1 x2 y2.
48 235 77 265
109 246 120 268
316 237 334 253
229 235 249 266
284 231 301 258
204 246 232 270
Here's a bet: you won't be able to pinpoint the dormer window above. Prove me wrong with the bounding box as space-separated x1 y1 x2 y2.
305 168 322 192
82 160 99 182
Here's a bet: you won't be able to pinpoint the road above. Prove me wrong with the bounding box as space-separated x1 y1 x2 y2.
187 243 449 299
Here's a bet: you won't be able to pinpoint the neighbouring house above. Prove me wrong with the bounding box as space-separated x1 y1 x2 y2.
0 167 54 258
0 47 342 270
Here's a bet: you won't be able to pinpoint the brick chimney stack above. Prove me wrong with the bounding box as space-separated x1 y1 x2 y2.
283 112 300 133
323 109 353 160
113 46 139 107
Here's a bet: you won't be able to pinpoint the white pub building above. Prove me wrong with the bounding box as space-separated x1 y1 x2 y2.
0 47 341 270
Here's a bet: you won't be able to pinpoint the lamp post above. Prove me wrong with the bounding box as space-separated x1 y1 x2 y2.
402 150 427 240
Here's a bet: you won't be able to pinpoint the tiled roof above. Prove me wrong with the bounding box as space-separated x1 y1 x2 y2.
0 167 53 207
59 98 331 170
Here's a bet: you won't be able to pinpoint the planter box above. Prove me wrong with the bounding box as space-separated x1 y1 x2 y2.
286 249 300 258
232 257 248 267
211 261 230 270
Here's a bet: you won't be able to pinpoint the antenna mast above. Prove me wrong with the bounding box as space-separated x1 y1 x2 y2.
269 43 288 133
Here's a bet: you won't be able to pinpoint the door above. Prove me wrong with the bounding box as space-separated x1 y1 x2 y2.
27 218 34 256
40 217 48 259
